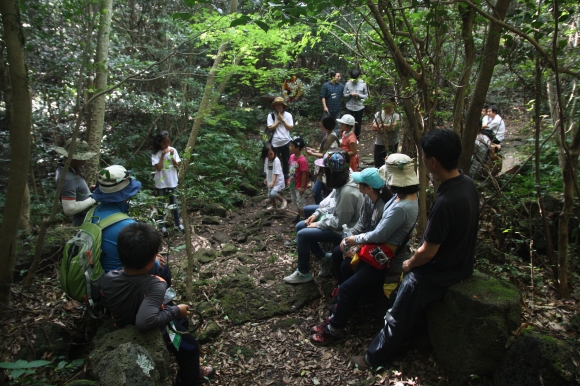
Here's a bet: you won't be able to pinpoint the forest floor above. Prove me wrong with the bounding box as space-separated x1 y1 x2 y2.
1 116 579 386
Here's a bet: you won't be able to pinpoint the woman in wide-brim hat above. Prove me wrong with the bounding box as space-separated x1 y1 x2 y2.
53 138 98 226
266 96 294 185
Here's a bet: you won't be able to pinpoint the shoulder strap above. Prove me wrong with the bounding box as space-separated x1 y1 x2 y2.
83 206 97 224
98 212 130 229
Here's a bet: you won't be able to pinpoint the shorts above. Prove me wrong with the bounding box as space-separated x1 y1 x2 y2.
268 188 281 200
290 189 306 210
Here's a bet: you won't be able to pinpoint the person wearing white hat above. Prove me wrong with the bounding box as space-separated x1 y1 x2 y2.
53 138 97 226
309 160 419 346
267 97 294 184
352 129 479 370
337 114 360 171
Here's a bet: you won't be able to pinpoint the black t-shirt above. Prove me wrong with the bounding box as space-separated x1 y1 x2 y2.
414 171 480 287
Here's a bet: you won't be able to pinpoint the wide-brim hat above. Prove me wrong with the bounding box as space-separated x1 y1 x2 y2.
384 154 419 187
53 138 96 160
271 96 288 109
336 114 356 126
352 168 386 189
92 165 142 203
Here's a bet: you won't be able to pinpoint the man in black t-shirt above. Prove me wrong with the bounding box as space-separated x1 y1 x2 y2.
351 129 480 370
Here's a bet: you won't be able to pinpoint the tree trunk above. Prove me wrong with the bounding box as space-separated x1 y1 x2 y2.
84 0 114 185
18 183 31 236
459 0 512 173
0 0 33 304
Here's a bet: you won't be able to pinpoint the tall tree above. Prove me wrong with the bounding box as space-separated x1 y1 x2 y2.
0 0 32 304
85 0 114 185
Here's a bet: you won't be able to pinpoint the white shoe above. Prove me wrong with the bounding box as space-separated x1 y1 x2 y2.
266 206 274 210
280 199 288 210
283 270 313 284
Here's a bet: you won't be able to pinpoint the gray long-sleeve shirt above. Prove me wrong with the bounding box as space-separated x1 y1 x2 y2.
344 80 368 112
314 178 364 235
101 271 180 332
350 195 387 236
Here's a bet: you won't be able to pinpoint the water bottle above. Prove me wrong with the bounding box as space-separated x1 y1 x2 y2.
342 224 353 238
164 287 176 304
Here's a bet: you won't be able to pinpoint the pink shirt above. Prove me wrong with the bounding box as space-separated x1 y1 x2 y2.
289 154 308 190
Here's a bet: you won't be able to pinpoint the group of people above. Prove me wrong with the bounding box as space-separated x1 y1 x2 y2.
471 104 506 178
54 137 212 385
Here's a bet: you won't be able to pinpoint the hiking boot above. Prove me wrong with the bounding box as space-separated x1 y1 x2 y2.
177 224 185 233
309 325 344 346
310 318 330 334
317 254 333 277
291 215 302 224
280 199 288 210
160 226 169 237
350 355 370 370
329 286 339 304
284 238 297 248
283 270 313 284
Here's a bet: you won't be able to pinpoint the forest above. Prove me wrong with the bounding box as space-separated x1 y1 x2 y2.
0 0 579 384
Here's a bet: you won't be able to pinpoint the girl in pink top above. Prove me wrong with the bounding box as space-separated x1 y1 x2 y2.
338 114 359 171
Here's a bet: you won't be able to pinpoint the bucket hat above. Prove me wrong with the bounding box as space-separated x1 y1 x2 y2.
383 154 418 187
270 97 288 110
336 114 356 126
352 168 386 189
92 165 142 203
53 138 96 160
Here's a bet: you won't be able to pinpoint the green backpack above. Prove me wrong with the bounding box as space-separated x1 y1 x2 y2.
60 206 129 317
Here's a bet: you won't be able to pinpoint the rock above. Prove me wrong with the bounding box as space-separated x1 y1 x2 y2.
248 236 265 243
16 323 72 361
251 195 268 203
218 275 321 325
194 248 217 264
211 232 230 243
14 226 76 281
90 325 170 386
221 243 238 256
427 271 521 383
202 203 227 218
227 346 254 358
239 181 258 196
237 254 255 264
201 216 221 225
195 302 217 317
495 327 577 386
230 231 248 243
253 210 270 219
251 244 266 252
199 270 214 279
196 322 222 344
230 193 246 207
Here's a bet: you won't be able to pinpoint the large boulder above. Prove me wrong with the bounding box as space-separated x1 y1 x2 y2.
90 325 170 386
494 327 578 386
427 271 521 383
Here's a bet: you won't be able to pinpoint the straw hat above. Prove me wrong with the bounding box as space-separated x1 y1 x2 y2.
270 97 288 109
53 138 96 160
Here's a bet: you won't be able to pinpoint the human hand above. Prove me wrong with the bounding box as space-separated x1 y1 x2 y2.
269 183 274 189
402 259 413 273
89 184 96 192
343 236 356 248
299 187 305 195
162 148 170 154
155 254 166 267
304 214 317 226
177 304 190 318
264 179 267 185
344 248 356 258
169 147 175 155
307 221 318 228
324 106 329 113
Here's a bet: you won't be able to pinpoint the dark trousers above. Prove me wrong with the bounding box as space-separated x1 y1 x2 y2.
330 260 386 330
346 109 364 139
365 271 448 367
165 317 200 385
331 245 353 285
156 188 181 226
374 143 398 168
312 180 331 205
273 143 290 180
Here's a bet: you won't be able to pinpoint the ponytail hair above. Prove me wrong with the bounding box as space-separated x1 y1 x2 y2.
152 131 170 154
261 142 276 162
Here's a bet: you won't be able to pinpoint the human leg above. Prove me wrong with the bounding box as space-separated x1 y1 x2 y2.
303 204 319 219
374 144 387 168
155 188 169 236
165 321 201 385
364 272 448 367
166 188 181 227
351 109 364 139
296 227 341 274
312 180 324 205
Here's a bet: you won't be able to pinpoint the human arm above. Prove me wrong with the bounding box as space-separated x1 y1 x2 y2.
317 188 359 232
267 113 279 131
61 197 97 216
299 157 308 194
270 173 277 189
348 140 358 157
320 83 329 112
353 203 407 245
305 147 323 157
279 111 293 131
135 280 182 332
402 241 440 273
349 198 369 235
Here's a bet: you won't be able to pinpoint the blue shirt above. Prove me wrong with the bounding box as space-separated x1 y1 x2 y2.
320 81 344 113
91 202 135 272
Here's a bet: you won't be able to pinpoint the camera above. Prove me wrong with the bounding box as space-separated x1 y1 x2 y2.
371 246 389 265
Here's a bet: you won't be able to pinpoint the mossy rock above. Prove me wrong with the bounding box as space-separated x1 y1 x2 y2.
202 203 227 218
221 243 238 256
195 248 217 264
195 302 218 317
251 195 268 203
196 322 222 344
218 276 321 325
428 270 521 383
251 244 266 252
230 193 247 207
227 346 255 358
494 327 577 386
237 254 255 264
201 216 221 225
211 231 230 243
239 181 258 196
253 210 270 219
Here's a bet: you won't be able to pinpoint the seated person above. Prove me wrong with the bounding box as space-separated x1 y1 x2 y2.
283 150 364 284
101 223 214 385
309 154 419 345
481 105 505 144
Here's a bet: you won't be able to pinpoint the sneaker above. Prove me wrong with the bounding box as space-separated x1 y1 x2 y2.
291 215 301 224
284 238 297 248
350 355 370 370
310 318 330 334
177 224 185 233
280 199 288 210
266 206 274 210
309 325 344 346
317 254 333 277
160 226 169 237
283 270 313 284
199 365 215 379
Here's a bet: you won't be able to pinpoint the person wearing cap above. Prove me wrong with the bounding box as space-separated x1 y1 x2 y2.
288 136 309 224
310 161 419 345
337 114 360 172
53 138 97 226
267 97 294 183
284 150 364 284
91 165 170 283
372 97 400 168
343 69 368 139
351 129 479 370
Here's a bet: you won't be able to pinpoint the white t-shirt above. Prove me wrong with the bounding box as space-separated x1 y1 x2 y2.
373 111 400 146
151 148 181 189
264 157 285 192
267 111 293 148
487 115 505 142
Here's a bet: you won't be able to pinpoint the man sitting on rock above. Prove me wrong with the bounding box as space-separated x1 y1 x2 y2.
351 129 480 370
101 222 214 385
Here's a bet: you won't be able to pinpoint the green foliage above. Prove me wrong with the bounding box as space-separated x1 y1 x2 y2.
0 359 51 382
